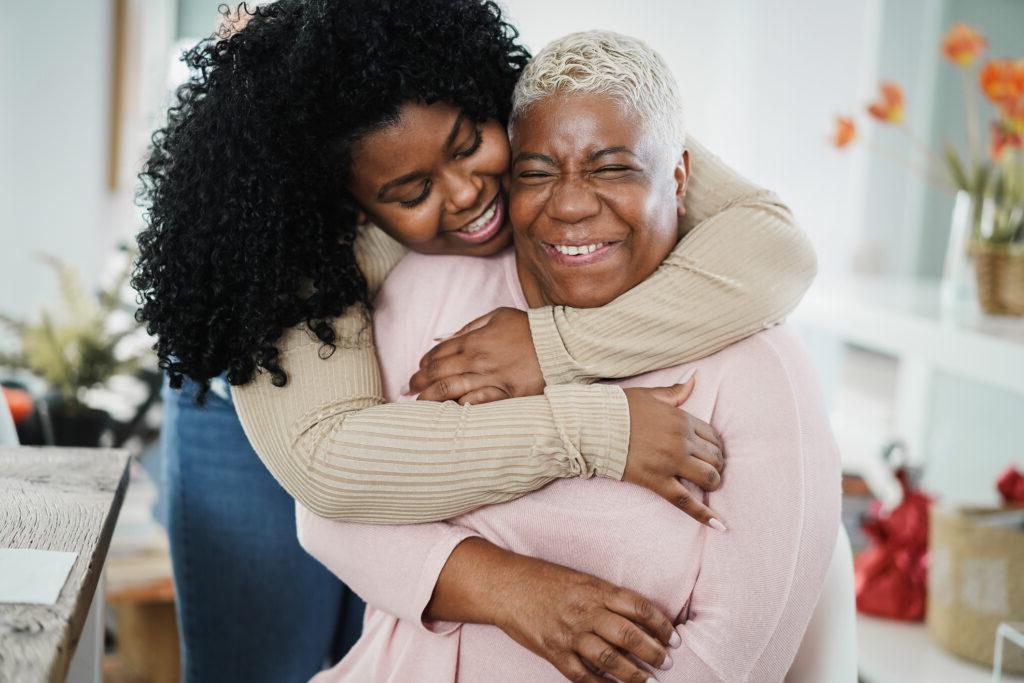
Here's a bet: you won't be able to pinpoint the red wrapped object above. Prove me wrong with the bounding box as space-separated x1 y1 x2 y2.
996 465 1024 506
854 468 932 621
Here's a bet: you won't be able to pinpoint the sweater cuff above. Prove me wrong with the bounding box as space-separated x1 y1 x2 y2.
528 306 593 385
544 384 630 481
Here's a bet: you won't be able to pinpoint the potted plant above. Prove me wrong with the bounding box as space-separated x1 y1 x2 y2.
831 24 1024 315
0 249 148 446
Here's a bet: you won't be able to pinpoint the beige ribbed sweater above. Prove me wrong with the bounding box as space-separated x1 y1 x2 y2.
232 137 817 523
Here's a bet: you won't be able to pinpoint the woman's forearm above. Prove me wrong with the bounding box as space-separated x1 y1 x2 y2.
232 313 631 523
426 537 516 624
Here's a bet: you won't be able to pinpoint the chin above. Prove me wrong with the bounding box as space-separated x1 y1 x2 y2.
550 286 623 309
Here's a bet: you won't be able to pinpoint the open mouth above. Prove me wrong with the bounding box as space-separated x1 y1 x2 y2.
542 240 620 266
450 194 505 244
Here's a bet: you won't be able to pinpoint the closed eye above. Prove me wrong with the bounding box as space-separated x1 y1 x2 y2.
454 128 483 160
399 180 432 208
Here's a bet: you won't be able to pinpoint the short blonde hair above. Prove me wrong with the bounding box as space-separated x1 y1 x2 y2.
510 30 685 154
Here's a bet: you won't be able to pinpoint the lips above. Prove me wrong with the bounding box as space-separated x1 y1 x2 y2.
541 239 621 266
449 194 505 244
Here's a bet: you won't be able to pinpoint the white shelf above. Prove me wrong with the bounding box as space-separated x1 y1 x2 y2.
794 276 1024 397
858 615 1024 683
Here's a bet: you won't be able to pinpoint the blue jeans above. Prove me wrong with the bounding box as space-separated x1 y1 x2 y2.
161 378 365 683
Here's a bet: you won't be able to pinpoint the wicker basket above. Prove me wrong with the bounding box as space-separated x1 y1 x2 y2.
927 506 1024 673
972 242 1024 316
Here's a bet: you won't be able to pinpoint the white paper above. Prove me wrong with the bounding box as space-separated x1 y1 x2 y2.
0 548 78 604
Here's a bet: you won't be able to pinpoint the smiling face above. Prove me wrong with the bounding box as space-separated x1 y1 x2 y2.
509 92 688 308
346 101 512 255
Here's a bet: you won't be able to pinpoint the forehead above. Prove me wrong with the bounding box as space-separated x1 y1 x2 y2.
349 102 461 183
512 92 655 156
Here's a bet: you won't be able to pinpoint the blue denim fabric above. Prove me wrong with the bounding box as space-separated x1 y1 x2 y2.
161 377 364 683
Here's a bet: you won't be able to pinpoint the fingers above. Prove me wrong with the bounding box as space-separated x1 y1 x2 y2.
676 452 723 492
648 378 695 407
603 587 675 649
557 653 606 683
409 351 473 394
415 374 488 402
662 480 727 531
691 437 725 474
692 418 723 450
593 614 671 671
576 633 658 683
457 386 510 406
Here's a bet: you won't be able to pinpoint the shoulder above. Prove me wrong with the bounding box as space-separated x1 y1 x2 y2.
376 248 513 311
709 325 830 431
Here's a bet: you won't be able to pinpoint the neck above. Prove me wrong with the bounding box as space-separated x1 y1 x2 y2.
513 243 551 308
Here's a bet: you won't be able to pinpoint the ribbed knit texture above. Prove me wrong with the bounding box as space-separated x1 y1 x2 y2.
298 249 841 682
231 135 817 523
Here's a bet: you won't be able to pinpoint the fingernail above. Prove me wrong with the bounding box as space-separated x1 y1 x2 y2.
659 653 673 670
708 518 727 532
432 329 458 342
646 678 659 683
669 631 681 648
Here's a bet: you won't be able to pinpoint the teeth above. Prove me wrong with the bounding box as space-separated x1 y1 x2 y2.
461 200 498 233
553 243 605 256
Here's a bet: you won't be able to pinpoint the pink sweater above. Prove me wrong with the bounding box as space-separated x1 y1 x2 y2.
297 249 841 682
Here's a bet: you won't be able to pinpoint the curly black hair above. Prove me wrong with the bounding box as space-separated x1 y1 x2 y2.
133 0 530 401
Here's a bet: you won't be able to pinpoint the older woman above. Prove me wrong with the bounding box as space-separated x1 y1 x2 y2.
298 31 841 683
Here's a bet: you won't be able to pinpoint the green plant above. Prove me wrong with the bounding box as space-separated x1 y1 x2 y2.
0 250 146 412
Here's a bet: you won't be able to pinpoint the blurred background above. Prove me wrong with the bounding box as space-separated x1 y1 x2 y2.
1 1 1022 681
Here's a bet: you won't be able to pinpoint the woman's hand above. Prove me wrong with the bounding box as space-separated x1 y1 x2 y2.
493 551 679 682
623 380 727 530
407 307 544 403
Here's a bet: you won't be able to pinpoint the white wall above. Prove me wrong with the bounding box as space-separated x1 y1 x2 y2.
0 1 116 322
500 0 880 282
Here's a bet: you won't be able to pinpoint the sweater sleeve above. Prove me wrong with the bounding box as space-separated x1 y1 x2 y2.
528 135 818 385
231 226 630 524
295 502 475 635
671 328 841 681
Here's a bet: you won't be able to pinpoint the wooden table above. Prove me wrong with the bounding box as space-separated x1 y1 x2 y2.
0 447 130 682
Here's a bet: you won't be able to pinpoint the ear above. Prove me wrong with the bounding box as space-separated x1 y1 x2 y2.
674 149 690 218
356 210 368 226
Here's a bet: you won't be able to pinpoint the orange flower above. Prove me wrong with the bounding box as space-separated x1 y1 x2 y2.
980 59 1024 109
867 82 905 124
831 116 857 148
941 24 987 67
991 120 1024 161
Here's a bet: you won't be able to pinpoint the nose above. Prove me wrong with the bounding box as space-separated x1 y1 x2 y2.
442 166 484 214
545 174 601 224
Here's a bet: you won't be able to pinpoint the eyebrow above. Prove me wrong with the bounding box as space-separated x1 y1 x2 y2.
590 146 635 160
512 147 637 167
376 112 468 200
513 152 557 166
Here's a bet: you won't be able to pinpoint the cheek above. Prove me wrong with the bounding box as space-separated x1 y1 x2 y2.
373 203 445 246
478 123 512 174
509 186 546 231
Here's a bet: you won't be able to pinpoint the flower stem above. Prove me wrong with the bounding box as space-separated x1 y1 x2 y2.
962 68 982 167
866 139 956 194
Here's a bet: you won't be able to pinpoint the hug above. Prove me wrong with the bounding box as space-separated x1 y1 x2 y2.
133 0 843 681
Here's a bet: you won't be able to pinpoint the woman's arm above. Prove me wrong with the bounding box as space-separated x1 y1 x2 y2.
670 328 840 681
531 135 817 384
233 323 630 522
295 505 677 683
